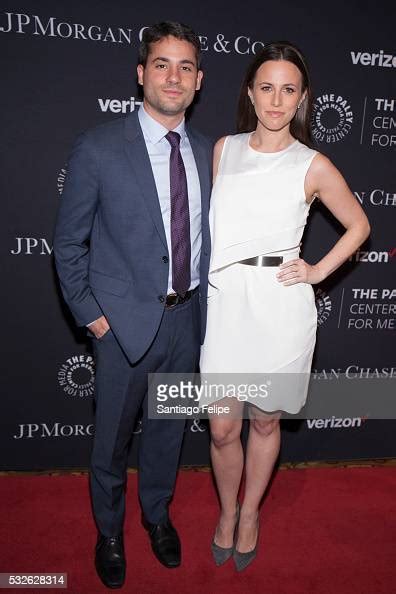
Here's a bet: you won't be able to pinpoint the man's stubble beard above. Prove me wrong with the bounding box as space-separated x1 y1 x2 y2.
144 88 194 118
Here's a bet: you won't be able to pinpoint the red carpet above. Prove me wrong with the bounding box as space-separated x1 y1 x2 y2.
1 467 395 594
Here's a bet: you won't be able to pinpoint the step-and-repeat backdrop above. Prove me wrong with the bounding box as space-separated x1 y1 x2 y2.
1 1 395 470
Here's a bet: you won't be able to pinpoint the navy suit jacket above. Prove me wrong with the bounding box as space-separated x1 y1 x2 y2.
54 110 212 364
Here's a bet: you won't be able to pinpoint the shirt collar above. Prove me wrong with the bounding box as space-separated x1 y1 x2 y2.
138 104 186 145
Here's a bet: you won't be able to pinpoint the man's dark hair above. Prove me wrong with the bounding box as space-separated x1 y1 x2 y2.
138 21 201 68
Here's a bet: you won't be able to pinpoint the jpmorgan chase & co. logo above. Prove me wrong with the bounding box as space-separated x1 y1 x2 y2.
0 13 265 56
0 12 134 44
354 188 396 208
13 423 94 439
312 93 353 143
315 288 332 326
58 354 95 398
10 237 52 255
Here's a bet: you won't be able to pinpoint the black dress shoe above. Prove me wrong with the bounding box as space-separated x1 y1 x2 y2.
95 534 126 589
143 517 181 568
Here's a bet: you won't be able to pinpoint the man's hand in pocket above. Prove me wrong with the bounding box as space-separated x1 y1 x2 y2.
88 315 110 339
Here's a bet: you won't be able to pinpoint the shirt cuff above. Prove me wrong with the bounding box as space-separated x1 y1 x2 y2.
86 318 100 327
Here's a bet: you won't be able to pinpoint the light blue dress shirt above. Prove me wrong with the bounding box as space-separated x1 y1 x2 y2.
138 105 201 294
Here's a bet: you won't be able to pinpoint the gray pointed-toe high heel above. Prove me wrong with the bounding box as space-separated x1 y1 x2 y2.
233 517 259 572
211 503 240 566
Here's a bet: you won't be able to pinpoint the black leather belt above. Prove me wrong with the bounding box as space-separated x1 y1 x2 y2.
239 255 283 266
165 286 199 308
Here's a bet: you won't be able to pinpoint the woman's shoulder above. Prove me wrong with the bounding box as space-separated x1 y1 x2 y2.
294 139 318 157
213 133 249 178
215 132 249 145
305 149 339 178
214 132 249 153
292 140 322 168
214 133 248 155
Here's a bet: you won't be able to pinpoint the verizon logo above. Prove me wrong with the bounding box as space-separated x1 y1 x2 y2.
307 417 363 429
349 249 396 263
350 51 396 68
98 97 142 113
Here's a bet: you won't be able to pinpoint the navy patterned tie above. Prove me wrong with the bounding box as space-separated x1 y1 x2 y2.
165 131 191 297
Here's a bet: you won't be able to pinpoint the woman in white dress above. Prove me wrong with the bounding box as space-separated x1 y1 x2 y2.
200 42 370 571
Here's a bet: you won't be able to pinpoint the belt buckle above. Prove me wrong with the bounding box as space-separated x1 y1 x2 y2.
264 256 283 266
165 288 195 309
165 293 179 308
240 255 284 267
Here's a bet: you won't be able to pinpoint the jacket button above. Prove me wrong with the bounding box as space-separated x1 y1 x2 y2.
158 295 165 303
162 256 169 263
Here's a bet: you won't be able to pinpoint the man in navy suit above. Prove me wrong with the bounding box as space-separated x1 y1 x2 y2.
54 22 211 588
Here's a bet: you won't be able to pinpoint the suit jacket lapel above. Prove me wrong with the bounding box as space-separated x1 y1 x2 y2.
124 112 168 250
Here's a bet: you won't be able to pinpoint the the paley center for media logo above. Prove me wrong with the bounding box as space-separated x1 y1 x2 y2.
58 354 95 398
312 93 354 143
315 288 332 326
362 98 396 149
340 287 395 331
57 166 67 195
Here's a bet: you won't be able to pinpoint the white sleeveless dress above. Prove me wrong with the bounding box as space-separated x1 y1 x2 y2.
199 133 318 414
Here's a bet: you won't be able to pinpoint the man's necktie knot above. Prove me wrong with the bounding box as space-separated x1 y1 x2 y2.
165 131 181 148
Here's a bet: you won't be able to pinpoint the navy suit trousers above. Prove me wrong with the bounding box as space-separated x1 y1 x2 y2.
90 292 200 536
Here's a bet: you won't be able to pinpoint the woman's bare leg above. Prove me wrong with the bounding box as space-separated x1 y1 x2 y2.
236 407 280 552
209 398 244 547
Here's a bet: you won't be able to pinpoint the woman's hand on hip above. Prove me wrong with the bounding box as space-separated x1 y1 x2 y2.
276 258 324 286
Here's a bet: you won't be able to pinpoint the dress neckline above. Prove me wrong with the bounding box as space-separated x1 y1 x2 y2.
247 133 298 156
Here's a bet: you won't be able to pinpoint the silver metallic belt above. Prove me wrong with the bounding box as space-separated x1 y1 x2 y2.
239 255 283 267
